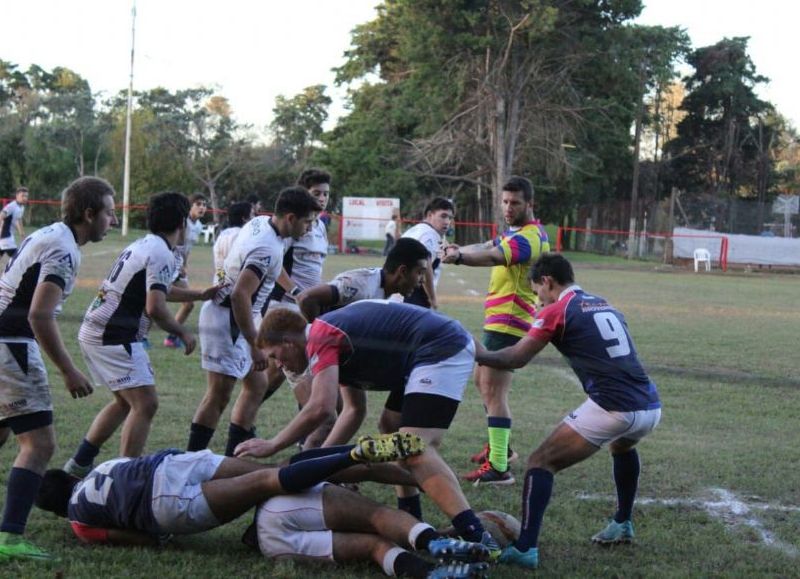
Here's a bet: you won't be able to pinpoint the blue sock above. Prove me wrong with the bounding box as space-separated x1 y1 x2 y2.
398 495 422 520
278 451 357 492
289 445 355 464
224 423 255 457
1 468 43 534
613 449 640 522
73 438 101 467
187 423 215 452
515 468 554 551
451 509 485 543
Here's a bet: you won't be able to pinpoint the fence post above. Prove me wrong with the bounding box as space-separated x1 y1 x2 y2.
337 214 344 254
583 217 592 251
720 237 728 272
556 226 563 252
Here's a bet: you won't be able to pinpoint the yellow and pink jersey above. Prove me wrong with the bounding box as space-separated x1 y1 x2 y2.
484 221 550 337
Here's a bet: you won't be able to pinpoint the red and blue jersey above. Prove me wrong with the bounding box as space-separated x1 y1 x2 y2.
307 300 469 391
68 449 181 536
528 286 660 412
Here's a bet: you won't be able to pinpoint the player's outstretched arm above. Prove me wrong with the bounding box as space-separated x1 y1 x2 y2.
235 366 340 459
322 386 367 446
475 335 548 370
29 281 93 399
166 283 222 302
443 244 505 267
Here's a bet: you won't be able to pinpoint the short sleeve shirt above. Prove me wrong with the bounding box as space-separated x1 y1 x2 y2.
79 234 177 345
214 216 285 314
0 201 25 249
402 223 443 286
528 286 660 412
0 222 81 340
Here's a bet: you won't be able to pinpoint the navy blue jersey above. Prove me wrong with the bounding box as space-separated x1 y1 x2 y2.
307 300 469 391
528 286 660 412
68 449 181 535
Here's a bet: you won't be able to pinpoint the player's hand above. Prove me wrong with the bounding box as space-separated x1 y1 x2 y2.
180 331 197 355
199 284 224 301
472 336 488 362
442 244 461 264
235 437 277 459
250 344 268 372
63 368 93 399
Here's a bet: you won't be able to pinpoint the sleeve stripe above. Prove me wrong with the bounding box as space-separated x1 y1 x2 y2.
43 274 66 290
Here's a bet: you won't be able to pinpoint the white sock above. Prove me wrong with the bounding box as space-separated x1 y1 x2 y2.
407 522 435 550
382 546 406 577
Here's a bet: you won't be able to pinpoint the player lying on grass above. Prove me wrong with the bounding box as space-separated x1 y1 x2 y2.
473 253 662 569
243 446 491 579
37 435 489 578
235 301 500 553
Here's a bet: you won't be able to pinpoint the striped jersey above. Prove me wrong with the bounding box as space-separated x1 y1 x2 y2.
484 221 549 337
0 222 81 340
0 201 25 249
214 216 286 314
79 234 176 345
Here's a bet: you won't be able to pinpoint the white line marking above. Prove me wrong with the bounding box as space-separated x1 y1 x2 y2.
466 289 480 296
577 488 799 558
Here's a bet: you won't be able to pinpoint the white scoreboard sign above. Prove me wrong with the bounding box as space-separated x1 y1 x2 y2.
342 197 400 240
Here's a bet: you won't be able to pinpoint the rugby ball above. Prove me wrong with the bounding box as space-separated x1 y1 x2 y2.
478 510 521 547
438 510 521 547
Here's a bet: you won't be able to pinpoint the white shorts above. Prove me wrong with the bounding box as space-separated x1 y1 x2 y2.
256 483 333 561
151 450 225 534
79 342 155 391
404 340 475 402
0 340 50 420
563 397 662 448
199 301 258 379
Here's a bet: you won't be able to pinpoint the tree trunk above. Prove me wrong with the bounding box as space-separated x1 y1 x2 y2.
627 65 646 259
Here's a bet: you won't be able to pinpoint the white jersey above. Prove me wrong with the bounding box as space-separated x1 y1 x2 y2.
0 222 81 340
79 234 177 345
214 216 285 314
173 217 205 266
286 218 328 293
328 267 386 307
212 227 241 283
0 201 25 250
402 222 444 286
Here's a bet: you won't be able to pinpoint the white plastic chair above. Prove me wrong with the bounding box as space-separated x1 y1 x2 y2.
693 248 711 272
201 224 216 244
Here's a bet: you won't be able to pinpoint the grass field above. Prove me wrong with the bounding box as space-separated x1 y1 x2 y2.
1 228 799 578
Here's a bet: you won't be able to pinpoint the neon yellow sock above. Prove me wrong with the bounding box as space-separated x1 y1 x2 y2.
487 419 511 471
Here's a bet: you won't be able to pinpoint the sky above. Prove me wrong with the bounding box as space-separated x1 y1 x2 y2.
0 0 797 131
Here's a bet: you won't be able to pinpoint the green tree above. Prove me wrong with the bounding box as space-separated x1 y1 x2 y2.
270 84 331 167
138 87 247 219
665 37 772 198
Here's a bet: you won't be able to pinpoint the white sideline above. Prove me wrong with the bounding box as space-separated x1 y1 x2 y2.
577 488 799 558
